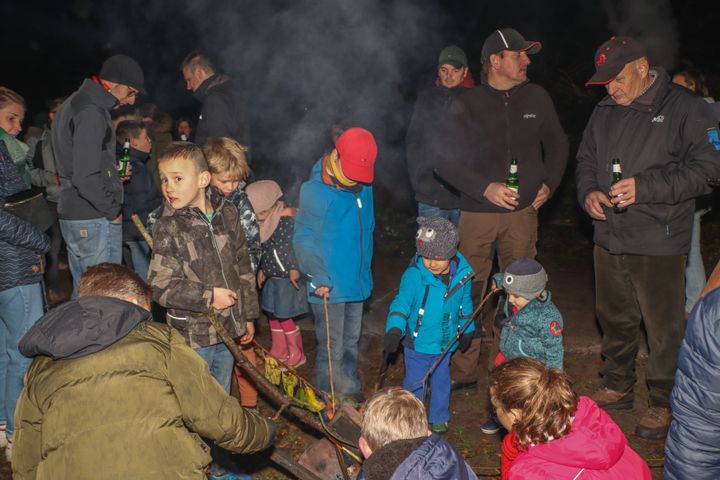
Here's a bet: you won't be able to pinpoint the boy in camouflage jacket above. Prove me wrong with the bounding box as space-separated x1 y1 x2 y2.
148 143 259 394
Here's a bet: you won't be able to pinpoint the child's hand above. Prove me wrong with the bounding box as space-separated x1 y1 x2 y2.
289 269 301 290
257 270 266 288
212 288 237 310
491 279 500 293
314 286 330 298
240 322 255 345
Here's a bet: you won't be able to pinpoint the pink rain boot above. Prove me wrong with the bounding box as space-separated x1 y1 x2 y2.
281 319 306 367
268 319 289 362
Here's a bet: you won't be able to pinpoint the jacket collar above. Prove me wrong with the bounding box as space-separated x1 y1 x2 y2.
481 72 529 96
193 74 218 102
79 78 118 111
162 185 227 219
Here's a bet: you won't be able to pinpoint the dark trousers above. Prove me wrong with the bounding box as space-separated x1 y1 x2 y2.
44 201 64 291
594 245 686 408
451 207 538 382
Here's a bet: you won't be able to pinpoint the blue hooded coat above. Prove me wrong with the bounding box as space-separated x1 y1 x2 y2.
293 159 374 304
387 253 474 354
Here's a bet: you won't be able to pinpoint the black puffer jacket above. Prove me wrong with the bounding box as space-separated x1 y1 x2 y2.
0 142 50 291
435 77 568 213
194 74 251 157
576 68 720 255
120 146 162 242
406 85 466 208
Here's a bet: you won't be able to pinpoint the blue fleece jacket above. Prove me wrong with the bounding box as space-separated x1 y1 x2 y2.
493 273 564 370
293 159 374 304
386 254 474 355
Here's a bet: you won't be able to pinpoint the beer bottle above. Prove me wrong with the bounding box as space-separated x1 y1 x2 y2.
611 158 626 214
506 158 519 194
118 139 131 177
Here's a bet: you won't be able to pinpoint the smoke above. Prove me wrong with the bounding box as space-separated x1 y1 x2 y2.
602 0 678 69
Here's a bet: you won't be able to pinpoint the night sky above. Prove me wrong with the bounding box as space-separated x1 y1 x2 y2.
4 0 720 201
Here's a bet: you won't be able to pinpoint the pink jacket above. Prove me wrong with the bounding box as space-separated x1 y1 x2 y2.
510 397 651 479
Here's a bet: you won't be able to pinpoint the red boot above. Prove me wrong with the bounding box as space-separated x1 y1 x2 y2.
268 319 289 362
282 319 306 367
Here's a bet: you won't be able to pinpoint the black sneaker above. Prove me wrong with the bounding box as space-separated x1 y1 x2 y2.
481 417 501 434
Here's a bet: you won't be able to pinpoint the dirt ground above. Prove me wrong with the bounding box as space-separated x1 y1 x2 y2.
2 215 715 478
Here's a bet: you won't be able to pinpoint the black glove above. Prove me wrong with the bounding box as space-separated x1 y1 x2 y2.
383 328 403 357
458 332 474 353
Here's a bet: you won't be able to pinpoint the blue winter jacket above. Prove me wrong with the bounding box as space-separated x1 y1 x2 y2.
493 273 564 370
0 141 51 292
294 159 374 304
387 254 474 355
120 146 162 242
357 433 479 480
664 287 720 480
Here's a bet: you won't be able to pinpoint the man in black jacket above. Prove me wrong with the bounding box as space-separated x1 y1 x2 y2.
181 52 251 156
576 36 720 440
53 54 145 295
406 45 474 225
436 29 568 397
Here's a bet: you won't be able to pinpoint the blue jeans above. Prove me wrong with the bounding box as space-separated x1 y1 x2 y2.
194 343 234 393
0 282 43 438
685 209 709 313
418 202 460 226
60 218 122 296
403 347 451 425
310 301 363 397
125 240 152 282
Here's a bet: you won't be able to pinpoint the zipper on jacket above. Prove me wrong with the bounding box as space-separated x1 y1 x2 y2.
199 210 240 330
355 192 365 299
503 93 512 166
273 248 286 272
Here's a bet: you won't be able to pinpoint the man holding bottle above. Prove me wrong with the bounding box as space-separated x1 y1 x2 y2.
435 28 568 402
576 36 720 439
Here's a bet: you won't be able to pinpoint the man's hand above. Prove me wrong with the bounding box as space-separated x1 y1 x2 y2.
111 214 123 224
257 270 266 288
484 182 519 210
212 287 238 310
531 183 551 210
239 322 255 345
289 269 301 290
383 328 403 357
584 190 613 221
314 286 330 298
609 177 636 208
120 163 133 183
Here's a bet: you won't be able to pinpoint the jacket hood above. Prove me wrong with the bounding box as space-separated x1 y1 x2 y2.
413 253 472 287
523 396 626 470
19 296 152 359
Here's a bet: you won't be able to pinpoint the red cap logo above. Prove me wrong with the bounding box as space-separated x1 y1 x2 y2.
596 53 607 68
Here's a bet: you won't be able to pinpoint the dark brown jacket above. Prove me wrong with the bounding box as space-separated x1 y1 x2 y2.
149 186 259 348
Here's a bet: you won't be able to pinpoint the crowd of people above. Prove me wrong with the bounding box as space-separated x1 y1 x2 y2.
1 26 720 480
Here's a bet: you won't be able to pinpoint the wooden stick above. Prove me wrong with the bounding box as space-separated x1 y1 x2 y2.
130 213 153 248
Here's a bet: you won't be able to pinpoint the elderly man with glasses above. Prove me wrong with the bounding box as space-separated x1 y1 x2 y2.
52 54 146 295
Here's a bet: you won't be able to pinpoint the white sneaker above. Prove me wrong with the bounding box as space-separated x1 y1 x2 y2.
5 439 11 462
0 423 7 449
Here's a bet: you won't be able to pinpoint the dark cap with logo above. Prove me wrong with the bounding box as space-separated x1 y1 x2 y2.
100 54 146 94
481 28 542 64
438 46 468 69
586 36 646 85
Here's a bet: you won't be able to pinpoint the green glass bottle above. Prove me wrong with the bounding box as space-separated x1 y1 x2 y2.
118 139 131 176
506 158 519 194
611 158 626 214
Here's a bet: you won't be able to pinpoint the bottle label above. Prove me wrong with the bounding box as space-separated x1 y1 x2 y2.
507 185 518 193
612 164 621 173
510 165 518 173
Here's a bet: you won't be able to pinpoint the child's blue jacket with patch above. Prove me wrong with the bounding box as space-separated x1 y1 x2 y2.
386 253 474 354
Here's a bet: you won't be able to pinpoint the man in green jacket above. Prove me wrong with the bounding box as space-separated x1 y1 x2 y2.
12 263 275 479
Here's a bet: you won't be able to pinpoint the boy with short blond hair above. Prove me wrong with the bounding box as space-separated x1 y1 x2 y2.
203 137 261 273
148 142 258 391
358 387 477 480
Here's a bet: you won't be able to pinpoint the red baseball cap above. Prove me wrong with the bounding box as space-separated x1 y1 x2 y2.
586 36 646 85
336 128 378 183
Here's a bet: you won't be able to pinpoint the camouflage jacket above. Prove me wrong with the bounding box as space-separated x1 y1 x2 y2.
148 186 259 348
226 181 261 274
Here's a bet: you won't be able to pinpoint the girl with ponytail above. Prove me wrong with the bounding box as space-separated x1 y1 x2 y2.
489 357 651 479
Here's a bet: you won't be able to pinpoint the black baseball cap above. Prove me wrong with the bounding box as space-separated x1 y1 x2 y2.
586 36 646 85
100 54 146 94
481 28 542 64
438 45 468 69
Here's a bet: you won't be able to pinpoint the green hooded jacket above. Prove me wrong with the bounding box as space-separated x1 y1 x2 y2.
12 296 275 479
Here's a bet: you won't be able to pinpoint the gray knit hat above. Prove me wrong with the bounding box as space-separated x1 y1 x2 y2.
416 217 458 260
502 257 547 299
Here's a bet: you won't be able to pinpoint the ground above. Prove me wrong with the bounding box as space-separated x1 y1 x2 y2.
2 206 717 478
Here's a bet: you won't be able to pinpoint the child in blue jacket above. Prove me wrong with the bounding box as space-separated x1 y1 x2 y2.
383 217 474 433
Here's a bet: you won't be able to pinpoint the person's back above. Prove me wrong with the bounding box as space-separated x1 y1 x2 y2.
664 287 720 479
12 264 274 479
